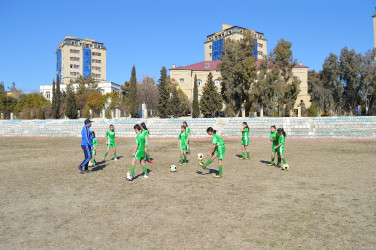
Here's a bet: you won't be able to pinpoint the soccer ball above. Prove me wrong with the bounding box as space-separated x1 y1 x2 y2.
88 161 93 167
196 153 204 161
170 165 177 172
282 164 289 171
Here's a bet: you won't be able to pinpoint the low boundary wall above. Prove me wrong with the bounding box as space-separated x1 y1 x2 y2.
1 117 376 139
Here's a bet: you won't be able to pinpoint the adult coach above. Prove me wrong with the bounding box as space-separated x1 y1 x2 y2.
77 118 94 174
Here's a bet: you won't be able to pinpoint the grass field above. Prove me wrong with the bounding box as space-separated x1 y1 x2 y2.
1 138 376 249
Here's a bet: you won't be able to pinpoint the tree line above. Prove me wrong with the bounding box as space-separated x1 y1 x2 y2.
308 48 376 116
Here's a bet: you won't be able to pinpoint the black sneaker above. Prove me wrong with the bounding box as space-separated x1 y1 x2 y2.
77 166 84 174
84 170 92 174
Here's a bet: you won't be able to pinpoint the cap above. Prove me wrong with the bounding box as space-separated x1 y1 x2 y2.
84 118 93 125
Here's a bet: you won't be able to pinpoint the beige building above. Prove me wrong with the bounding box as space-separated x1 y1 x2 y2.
170 60 311 113
373 9 376 49
57 36 106 84
205 24 267 61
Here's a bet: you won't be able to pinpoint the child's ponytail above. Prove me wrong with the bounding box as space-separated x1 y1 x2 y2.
277 128 286 137
243 122 249 129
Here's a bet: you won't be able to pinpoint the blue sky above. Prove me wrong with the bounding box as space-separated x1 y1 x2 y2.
0 0 375 92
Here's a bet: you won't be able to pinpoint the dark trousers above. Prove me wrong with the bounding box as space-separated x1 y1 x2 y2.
80 145 92 170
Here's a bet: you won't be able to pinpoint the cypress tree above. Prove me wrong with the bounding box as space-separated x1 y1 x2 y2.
51 79 56 119
129 65 138 118
170 87 181 117
65 84 78 119
55 74 61 119
157 66 170 118
192 74 200 118
200 72 222 117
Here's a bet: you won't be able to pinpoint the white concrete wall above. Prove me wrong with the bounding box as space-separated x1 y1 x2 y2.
0 117 376 139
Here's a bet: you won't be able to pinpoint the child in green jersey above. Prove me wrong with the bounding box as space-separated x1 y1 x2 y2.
240 122 250 160
90 131 98 167
125 124 149 181
267 125 279 166
140 122 154 164
199 127 225 178
102 124 117 162
274 128 288 170
183 121 191 156
178 125 188 166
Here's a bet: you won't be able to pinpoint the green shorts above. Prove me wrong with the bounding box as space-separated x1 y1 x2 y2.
180 143 187 151
91 150 96 156
133 150 145 160
241 137 249 146
276 145 285 155
107 142 116 148
215 144 226 160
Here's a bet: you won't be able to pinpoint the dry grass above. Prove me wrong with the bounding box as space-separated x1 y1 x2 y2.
1 138 375 249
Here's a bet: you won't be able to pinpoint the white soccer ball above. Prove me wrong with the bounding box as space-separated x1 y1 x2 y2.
282 164 289 170
170 165 177 172
196 153 204 161
88 161 93 167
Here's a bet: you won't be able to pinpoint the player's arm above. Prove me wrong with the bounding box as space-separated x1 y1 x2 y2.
274 143 282 149
208 144 216 156
132 144 138 156
241 128 245 132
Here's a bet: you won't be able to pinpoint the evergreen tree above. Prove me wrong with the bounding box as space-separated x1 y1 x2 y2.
129 65 138 117
170 86 181 117
157 66 170 118
200 72 222 117
65 84 78 119
55 74 61 119
37 107 45 119
192 74 200 118
51 79 56 118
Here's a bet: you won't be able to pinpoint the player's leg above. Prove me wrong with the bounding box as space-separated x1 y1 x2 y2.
141 158 149 178
214 146 225 177
78 145 89 173
245 145 249 159
200 151 218 169
268 152 276 166
179 150 184 166
103 145 110 161
241 144 246 159
84 146 92 173
112 146 117 160
277 151 282 168
183 149 187 165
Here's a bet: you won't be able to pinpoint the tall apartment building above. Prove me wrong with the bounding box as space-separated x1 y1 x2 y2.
56 36 106 84
204 24 267 61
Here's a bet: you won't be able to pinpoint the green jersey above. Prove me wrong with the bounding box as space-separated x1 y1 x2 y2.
142 129 149 143
270 131 279 147
278 134 285 146
186 127 191 139
242 127 249 139
92 138 98 148
134 133 146 160
179 131 188 145
106 130 116 144
212 134 225 147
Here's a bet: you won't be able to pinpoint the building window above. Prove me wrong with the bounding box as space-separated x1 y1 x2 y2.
70 64 80 69
258 51 263 56
70 49 80 54
92 52 102 56
258 43 263 48
93 74 101 78
179 78 184 82
197 80 203 86
92 59 101 63
214 80 220 87
209 53 212 57
92 66 101 71
46 91 50 99
70 57 80 61
70 72 80 76
209 45 212 49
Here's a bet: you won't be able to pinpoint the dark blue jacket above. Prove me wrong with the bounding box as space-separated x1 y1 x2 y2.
81 125 93 147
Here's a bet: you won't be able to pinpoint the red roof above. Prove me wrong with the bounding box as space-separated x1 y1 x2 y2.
170 61 221 71
170 60 307 71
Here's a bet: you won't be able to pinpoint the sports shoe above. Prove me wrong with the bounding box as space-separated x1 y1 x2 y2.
149 160 154 164
77 166 84 174
239 157 246 160
275 165 281 168
267 163 274 166
125 171 133 181
213 174 222 178
183 162 187 165
142 174 149 179
102 158 106 162
199 161 206 169
84 170 92 174
114 157 118 161
179 162 183 166
246 158 250 160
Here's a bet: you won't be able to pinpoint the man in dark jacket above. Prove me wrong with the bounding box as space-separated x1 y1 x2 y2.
77 118 93 174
